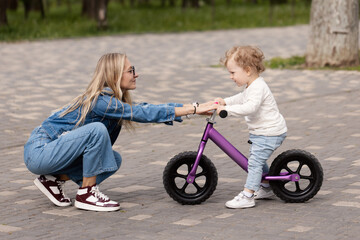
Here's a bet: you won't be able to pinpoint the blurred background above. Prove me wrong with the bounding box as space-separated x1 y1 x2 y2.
0 0 359 69
0 0 313 42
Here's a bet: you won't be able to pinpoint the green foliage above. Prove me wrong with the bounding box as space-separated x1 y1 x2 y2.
0 0 311 42
265 55 360 71
265 56 306 69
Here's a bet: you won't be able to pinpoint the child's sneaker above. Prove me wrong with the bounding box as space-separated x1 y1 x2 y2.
225 192 255 209
74 185 120 212
254 186 274 200
34 175 71 207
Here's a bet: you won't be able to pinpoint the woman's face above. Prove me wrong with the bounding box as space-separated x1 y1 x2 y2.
121 58 138 91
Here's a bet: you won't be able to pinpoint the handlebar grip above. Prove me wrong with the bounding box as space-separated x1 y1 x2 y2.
219 110 228 118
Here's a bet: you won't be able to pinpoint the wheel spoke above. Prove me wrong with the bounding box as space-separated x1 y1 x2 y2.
296 162 305 174
193 181 203 192
180 182 189 193
186 163 192 172
300 175 314 181
195 170 206 178
284 165 294 174
172 172 187 179
280 180 289 187
295 181 302 192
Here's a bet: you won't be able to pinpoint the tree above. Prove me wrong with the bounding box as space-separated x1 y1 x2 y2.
0 0 9 26
82 0 109 29
22 0 45 19
306 0 359 67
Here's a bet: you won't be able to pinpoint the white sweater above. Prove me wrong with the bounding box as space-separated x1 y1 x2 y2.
224 77 287 136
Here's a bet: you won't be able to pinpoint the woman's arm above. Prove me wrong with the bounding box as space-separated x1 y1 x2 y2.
93 96 217 122
175 102 218 117
174 104 195 117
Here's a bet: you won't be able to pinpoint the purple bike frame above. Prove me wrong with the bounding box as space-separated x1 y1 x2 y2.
186 118 300 184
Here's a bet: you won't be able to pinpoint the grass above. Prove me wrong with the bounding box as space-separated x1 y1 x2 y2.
265 55 360 71
0 0 311 42
265 55 306 69
211 54 360 71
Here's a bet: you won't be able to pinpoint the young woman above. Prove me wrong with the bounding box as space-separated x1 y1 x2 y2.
24 53 217 212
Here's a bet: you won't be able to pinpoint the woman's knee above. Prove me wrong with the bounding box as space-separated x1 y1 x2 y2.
113 151 122 168
89 122 108 134
87 122 109 141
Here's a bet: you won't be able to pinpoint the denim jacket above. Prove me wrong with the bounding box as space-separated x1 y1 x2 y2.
41 88 183 143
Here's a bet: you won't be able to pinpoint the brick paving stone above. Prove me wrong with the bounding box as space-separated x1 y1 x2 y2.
0 25 360 239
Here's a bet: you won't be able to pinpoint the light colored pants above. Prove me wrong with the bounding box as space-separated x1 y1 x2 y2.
244 133 287 191
24 122 122 186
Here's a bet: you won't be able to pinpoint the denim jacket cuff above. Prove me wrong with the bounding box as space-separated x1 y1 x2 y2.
164 103 183 125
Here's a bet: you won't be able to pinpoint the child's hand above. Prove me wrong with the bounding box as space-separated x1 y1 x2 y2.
214 98 226 106
216 105 226 115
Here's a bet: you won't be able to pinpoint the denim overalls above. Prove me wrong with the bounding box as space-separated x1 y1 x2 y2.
24 89 183 186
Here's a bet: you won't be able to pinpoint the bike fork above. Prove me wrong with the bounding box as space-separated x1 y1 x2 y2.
186 140 207 184
186 122 212 184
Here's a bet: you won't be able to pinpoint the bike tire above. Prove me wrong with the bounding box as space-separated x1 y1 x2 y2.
163 151 218 205
269 149 323 203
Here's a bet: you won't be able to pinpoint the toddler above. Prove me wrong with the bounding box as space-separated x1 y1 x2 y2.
214 46 287 209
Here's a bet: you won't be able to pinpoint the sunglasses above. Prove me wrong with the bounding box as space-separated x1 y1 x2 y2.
127 66 135 77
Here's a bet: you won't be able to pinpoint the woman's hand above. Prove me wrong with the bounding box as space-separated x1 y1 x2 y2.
175 102 218 117
199 101 216 107
196 102 219 115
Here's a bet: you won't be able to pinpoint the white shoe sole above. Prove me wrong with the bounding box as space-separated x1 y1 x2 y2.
254 193 274 200
34 178 71 207
225 202 255 209
74 200 120 212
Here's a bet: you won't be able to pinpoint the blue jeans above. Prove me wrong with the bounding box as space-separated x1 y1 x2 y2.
24 122 122 186
245 133 287 191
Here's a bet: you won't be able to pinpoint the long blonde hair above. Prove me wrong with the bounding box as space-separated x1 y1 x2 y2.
61 53 133 129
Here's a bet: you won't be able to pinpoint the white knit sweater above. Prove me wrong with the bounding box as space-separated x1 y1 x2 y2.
224 77 287 136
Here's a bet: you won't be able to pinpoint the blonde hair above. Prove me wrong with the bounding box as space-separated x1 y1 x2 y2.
61 53 133 129
221 46 265 74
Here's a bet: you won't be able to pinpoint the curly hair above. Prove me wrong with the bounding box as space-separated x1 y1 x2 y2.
220 46 265 74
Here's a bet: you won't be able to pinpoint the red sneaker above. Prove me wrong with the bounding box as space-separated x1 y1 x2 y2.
74 185 120 212
34 175 71 207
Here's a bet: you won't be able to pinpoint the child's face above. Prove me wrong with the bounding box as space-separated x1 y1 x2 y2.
226 58 252 87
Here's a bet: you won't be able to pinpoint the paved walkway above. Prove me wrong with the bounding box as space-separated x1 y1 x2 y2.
0 25 360 239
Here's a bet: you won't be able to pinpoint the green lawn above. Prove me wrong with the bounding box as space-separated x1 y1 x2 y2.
0 0 311 42
265 55 360 71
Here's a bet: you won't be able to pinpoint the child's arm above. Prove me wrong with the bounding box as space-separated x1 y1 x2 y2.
225 88 263 116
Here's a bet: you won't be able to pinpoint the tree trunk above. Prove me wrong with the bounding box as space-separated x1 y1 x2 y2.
23 0 45 19
0 0 9 26
82 0 109 29
8 0 18 10
306 0 359 67
96 0 108 28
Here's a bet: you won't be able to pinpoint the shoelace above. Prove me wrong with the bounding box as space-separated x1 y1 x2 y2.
91 186 109 201
56 180 70 200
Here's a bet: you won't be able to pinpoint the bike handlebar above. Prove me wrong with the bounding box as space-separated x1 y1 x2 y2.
219 110 228 118
208 110 228 123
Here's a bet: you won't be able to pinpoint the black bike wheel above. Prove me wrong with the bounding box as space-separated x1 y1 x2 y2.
269 149 323 203
163 151 218 205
